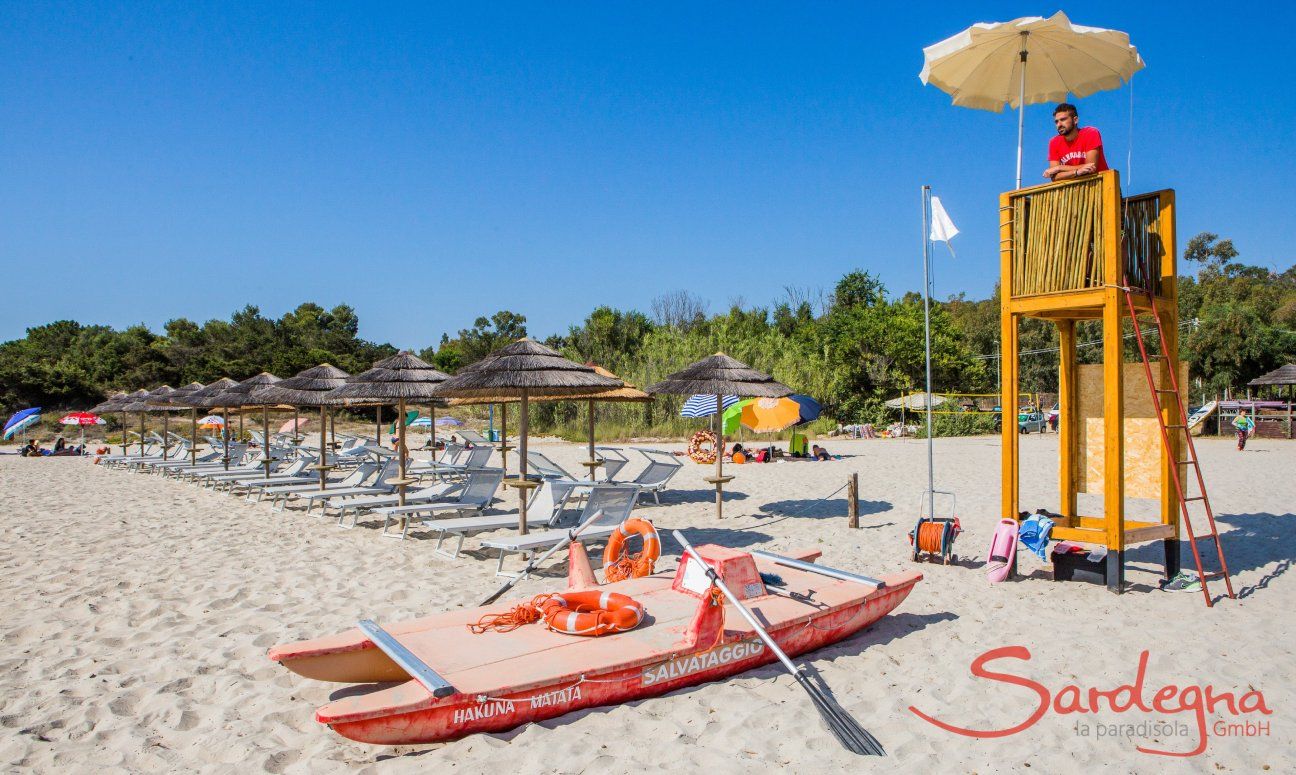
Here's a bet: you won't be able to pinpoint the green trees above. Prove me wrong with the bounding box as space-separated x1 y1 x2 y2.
2 237 1291 424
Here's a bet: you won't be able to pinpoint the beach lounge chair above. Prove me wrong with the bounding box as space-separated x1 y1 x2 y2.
147 448 221 472
261 461 379 511
624 449 684 505
331 477 469 527
368 467 508 537
381 472 550 552
525 450 598 506
417 444 492 481
198 450 301 488
593 447 631 482
166 444 252 479
480 485 641 576
291 458 403 515
223 454 321 495
408 442 464 475
454 429 491 445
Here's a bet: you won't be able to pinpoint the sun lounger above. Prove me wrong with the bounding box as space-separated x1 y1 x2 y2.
147 449 222 472
289 458 402 515
415 444 492 481
262 462 379 511
222 455 320 494
480 485 641 576
593 447 631 482
199 451 302 488
380 471 545 551
624 449 684 505
331 478 469 527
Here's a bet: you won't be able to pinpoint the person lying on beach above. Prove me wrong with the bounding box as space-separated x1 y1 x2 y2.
20 440 41 457
811 444 831 461
1043 102 1108 182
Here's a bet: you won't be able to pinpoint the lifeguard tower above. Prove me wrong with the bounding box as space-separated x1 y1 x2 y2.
998 171 1233 604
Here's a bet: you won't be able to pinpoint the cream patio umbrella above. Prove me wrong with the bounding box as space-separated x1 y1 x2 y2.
646 354 791 519
919 11 1144 189
431 339 621 534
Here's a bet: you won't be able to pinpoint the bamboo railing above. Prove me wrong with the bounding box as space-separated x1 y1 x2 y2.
1009 176 1106 296
1121 192 1163 295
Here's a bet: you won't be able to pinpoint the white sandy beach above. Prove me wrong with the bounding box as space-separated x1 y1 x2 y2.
1 434 1292 773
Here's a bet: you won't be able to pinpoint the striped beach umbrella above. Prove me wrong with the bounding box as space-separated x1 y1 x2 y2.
680 394 740 418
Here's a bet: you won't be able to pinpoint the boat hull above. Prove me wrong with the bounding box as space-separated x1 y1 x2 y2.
325 576 917 745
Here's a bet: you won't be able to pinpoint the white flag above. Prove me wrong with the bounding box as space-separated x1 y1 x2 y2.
929 195 959 257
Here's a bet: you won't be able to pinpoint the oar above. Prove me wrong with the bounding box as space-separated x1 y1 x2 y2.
478 509 605 606
672 529 885 756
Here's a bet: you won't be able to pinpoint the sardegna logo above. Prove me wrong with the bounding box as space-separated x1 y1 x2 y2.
909 646 1272 757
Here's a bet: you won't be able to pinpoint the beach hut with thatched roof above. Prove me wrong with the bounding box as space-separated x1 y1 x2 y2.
431 339 622 534
646 353 791 518
247 364 351 489
323 352 449 506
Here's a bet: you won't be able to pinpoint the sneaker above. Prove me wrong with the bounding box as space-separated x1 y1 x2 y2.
1161 572 1201 593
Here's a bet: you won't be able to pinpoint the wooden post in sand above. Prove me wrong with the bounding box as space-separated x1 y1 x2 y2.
848 473 859 529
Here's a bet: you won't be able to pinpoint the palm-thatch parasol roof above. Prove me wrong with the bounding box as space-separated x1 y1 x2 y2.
645 353 792 398
178 377 240 409
447 364 649 405
206 373 282 409
323 352 450 406
431 339 622 399
1248 364 1296 387
126 385 188 412
116 389 154 411
247 364 351 407
91 392 130 413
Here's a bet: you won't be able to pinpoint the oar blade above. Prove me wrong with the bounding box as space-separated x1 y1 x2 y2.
797 673 885 756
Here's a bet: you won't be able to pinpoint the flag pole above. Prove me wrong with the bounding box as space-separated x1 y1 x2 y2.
921 185 935 498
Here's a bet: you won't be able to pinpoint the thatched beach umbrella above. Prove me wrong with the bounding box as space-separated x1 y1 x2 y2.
116 389 153 456
179 377 239 468
91 392 131 454
159 382 205 462
208 373 282 477
247 364 350 490
646 353 791 518
323 352 449 507
448 363 651 481
432 339 621 534
128 385 188 460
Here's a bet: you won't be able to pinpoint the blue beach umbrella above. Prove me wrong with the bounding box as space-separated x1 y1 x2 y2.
680 394 740 418
3 407 42 441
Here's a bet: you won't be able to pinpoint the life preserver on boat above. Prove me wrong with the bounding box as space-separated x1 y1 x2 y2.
687 430 717 464
602 518 660 582
539 591 645 636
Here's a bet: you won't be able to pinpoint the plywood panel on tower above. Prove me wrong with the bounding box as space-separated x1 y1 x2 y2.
1077 362 1187 500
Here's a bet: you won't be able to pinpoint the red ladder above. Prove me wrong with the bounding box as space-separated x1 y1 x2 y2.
1121 284 1235 607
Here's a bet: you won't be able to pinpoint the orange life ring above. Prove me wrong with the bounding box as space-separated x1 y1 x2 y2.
687 430 717 464
602 518 660 582
539 590 645 636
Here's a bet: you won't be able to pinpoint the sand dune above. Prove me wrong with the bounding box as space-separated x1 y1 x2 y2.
1 435 1292 772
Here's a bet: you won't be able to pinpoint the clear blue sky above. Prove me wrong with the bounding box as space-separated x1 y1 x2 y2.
3 2 1293 350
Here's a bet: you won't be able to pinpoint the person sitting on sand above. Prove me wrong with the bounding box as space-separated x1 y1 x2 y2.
20 439 42 457
1043 103 1108 182
811 444 831 461
53 437 66 453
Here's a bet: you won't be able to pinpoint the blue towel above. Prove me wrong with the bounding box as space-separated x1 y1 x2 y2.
1018 514 1055 561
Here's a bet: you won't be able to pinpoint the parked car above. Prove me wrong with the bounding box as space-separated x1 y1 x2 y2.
1018 410 1048 434
1045 402 1059 431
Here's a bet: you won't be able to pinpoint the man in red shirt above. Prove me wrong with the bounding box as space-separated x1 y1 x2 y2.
1043 103 1108 181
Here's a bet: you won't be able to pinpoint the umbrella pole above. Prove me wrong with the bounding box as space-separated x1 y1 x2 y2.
138 412 145 455
190 408 197 466
518 390 529 535
222 408 230 470
163 411 169 460
499 403 509 478
121 412 127 455
318 405 329 491
587 399 597 481
293 407 299 444
397 398 408 507
375 405 382 446
1015 32 1028 190
707 393 731 519
262 406 271 479
429 405 436 450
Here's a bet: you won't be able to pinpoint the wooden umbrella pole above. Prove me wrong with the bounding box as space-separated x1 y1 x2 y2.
430 405 436 450
375 405 382 445
518 390 529 535
500 403 509 477
587 399 597 481
318 405 329 491
162 411 169 460
397 398 408 507
222 408 230 470
715 394 724 518
238 411 243 443
120 411 128 455
293 407 299 444
138 412 145 455
262 406 271 478
190 408 197 465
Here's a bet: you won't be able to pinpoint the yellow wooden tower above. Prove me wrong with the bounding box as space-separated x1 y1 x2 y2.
999 170 1181 591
